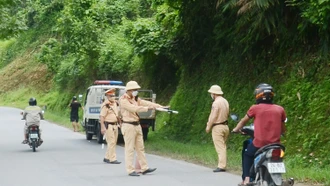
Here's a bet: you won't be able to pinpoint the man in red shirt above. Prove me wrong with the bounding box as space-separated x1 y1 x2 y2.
232 83 286 185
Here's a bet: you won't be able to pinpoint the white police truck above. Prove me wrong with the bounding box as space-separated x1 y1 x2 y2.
82 80 157 143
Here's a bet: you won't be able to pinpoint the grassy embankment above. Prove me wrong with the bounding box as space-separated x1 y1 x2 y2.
1 36 330 186
1 61 329 186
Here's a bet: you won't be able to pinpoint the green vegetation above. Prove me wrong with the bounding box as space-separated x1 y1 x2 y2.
1 0 330 185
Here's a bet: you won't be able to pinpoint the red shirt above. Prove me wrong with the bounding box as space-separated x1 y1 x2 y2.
247 103 286 148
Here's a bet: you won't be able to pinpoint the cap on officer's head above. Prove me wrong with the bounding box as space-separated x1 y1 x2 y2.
208 85 224 95
125 81 141 91
104 88 116 95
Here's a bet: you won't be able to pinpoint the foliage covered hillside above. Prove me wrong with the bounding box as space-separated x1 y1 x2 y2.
1 0 330 184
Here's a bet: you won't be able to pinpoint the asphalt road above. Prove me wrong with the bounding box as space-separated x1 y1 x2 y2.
0 106 252 186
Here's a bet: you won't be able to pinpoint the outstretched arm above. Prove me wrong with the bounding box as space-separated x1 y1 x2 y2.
139 99 163 108
232 114 250 132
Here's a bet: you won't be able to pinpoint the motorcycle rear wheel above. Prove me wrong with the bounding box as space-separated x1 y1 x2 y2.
32 141 36 152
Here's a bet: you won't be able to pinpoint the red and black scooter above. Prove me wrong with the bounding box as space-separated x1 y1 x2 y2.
230 114 294 186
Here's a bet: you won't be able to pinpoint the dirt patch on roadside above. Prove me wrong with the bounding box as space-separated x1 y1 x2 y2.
0 51 53 93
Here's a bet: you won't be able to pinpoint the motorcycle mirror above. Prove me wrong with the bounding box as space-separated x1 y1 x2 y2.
78 94 83 102
230 114 239 121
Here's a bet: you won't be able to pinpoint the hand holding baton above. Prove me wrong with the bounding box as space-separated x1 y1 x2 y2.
156 108 179 114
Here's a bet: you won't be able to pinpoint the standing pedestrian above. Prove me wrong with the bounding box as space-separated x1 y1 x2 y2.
119 81 167 176
68 96 83 132
100 88 121 164
206 85 230 172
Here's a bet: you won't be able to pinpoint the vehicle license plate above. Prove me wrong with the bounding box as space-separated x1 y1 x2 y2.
30 133 38 139
268 163 286 173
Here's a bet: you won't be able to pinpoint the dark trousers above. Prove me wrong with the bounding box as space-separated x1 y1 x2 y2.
242 142 259 180
241 139 252 180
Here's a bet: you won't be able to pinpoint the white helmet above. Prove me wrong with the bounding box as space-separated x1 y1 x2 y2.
125 81 141 91
208 85 224 95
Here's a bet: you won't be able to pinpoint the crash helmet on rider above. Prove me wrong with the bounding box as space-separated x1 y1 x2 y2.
72 96 77 101
29 97 37 106
254 83 274 104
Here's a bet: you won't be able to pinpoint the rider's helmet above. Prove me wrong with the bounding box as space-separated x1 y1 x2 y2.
254 83 274 104
72 96 77 101
29 97 37 106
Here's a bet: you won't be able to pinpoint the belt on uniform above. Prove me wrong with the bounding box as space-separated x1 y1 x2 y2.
123 121 140 125
104 122 116 129
213 120 228 126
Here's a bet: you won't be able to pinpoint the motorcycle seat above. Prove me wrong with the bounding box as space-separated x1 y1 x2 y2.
255 143 285 157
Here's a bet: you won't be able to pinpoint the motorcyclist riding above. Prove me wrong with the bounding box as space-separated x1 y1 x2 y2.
21 97 44 145
232 83 287 186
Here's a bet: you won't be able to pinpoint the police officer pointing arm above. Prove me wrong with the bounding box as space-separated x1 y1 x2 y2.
119 81 167 176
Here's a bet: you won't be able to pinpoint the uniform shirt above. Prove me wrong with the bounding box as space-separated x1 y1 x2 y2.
119 93 162 122
70 101 81 116
207 96 229 129
247 103 286 148
23 106 43 125
100 100 118 122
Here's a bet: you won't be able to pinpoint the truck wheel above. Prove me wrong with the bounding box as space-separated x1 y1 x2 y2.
142 127 149 141
86 130 93 140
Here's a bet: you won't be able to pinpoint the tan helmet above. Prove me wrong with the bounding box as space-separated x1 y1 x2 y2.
208 85 224 95
125 81 141 91
104 88 116 95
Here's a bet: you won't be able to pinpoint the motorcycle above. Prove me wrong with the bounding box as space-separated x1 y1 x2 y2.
230 114 294 186
27 125 41 152
21 110 44 152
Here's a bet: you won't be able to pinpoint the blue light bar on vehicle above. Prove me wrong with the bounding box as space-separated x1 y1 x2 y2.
93 80 124 85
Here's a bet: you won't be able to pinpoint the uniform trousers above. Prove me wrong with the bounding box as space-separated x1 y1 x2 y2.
212 124 229 169
121 123 149 174
104 124 118 161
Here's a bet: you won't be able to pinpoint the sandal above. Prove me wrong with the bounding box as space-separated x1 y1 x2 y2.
22 140 28 144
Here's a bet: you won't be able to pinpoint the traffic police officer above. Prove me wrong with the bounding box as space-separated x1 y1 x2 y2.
100 88 121 164
119 81 166 176
206 85 230 172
